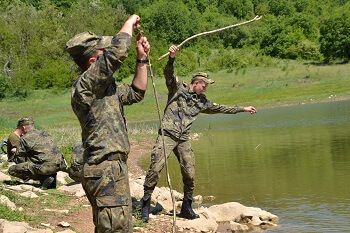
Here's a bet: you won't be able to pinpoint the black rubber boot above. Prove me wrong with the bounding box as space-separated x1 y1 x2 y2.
40 174 57 190
179 198 200 219
141 195 151 222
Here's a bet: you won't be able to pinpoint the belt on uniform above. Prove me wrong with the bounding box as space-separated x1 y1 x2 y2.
106 153 127 162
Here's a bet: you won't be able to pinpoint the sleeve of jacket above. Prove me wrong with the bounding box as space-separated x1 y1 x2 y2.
163 57 179 95
117 84 145 105
15 137 29 159
73 32 132 102
201 98 245 114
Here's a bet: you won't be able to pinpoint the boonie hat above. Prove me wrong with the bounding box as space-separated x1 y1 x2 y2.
66 31 113 56
192 72 215 84
17 117 34 127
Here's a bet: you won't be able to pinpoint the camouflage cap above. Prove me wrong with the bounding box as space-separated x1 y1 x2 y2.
17 117 34 127
192 72 215 84
66 31 113 56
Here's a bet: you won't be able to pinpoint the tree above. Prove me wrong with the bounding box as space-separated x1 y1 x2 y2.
320 6 350 62
140 0 199 44
217 0 254 19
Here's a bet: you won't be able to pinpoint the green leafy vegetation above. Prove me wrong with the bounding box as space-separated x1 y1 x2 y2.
0 0 349 99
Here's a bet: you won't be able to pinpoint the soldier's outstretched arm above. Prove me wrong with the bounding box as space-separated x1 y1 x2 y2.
164 45 179 92
202 98 257 115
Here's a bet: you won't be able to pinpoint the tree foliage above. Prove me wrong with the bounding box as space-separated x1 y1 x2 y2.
320 4 350 62
0 0 347 99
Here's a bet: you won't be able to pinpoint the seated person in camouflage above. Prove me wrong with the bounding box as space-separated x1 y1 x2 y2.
6 119 23 162
8 117 67 189
141 45 257 222
68 142 83 182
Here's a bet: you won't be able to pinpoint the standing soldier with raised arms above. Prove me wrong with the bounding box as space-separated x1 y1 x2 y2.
141 45 257 222
66 15 150 232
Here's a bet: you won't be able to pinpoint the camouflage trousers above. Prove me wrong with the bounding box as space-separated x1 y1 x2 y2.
82 158 132 233
8 161 59 181
143 134 195 199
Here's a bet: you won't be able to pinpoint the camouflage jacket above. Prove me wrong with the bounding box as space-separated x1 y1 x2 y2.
71 32 145 165
15 129 64 166
162 57 245 140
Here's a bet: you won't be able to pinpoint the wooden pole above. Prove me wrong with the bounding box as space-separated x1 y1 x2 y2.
157 15 262 61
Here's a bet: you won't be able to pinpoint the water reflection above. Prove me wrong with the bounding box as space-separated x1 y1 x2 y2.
142 100 350 232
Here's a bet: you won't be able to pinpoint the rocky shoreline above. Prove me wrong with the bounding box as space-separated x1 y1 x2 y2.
0 141 279 232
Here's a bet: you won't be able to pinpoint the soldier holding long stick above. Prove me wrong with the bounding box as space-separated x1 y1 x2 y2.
66 15 150 233
141 45 257 222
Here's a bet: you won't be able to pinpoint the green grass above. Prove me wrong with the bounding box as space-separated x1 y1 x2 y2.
1 59 350 158
0 185 74 224
0 203 31 222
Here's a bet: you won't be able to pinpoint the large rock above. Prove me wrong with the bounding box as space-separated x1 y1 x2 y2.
129 175 202 211
208 202 278 226
58 182 85 197
19 191 39 198
0 219 53 233
129 176 144 198
57 171 71 185
4 184 44 193
177 207 218 232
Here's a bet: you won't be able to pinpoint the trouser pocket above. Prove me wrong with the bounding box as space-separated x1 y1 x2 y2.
83 160 130 207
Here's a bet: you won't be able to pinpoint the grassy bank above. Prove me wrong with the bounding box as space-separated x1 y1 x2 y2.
1 59 349 157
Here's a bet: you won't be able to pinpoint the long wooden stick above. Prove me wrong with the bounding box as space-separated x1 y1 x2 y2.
157 15 262 61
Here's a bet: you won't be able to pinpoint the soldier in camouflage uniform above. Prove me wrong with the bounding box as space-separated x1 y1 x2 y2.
68 142 84 182
6 119 23 161
141 45 257 222
66 14 150 233
8 117 66 189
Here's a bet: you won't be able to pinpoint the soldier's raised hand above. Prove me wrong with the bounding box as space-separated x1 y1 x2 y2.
127 14 140 30
120 14 140 36
136 34 150 59
169 45 179 58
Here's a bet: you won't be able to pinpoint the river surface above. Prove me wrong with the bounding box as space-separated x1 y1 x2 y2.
140 100 350 232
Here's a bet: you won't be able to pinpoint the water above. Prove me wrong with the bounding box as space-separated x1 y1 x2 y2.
141 100 350 232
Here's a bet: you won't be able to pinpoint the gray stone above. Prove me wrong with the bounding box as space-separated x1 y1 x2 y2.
0 171 11 181
58 183 85 197
0 219 53 233
230 221 249 231
0 195 16 210
58 221 70 227
57 171 71 185
4 184 43 193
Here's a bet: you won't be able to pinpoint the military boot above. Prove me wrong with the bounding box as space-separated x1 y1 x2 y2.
40 174 57 190
141 195 151 222
179 198 199 219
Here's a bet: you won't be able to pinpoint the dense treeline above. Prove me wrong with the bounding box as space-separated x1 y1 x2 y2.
0 0 349 99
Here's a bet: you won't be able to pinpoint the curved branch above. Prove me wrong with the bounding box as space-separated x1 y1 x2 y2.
157 15 262 61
